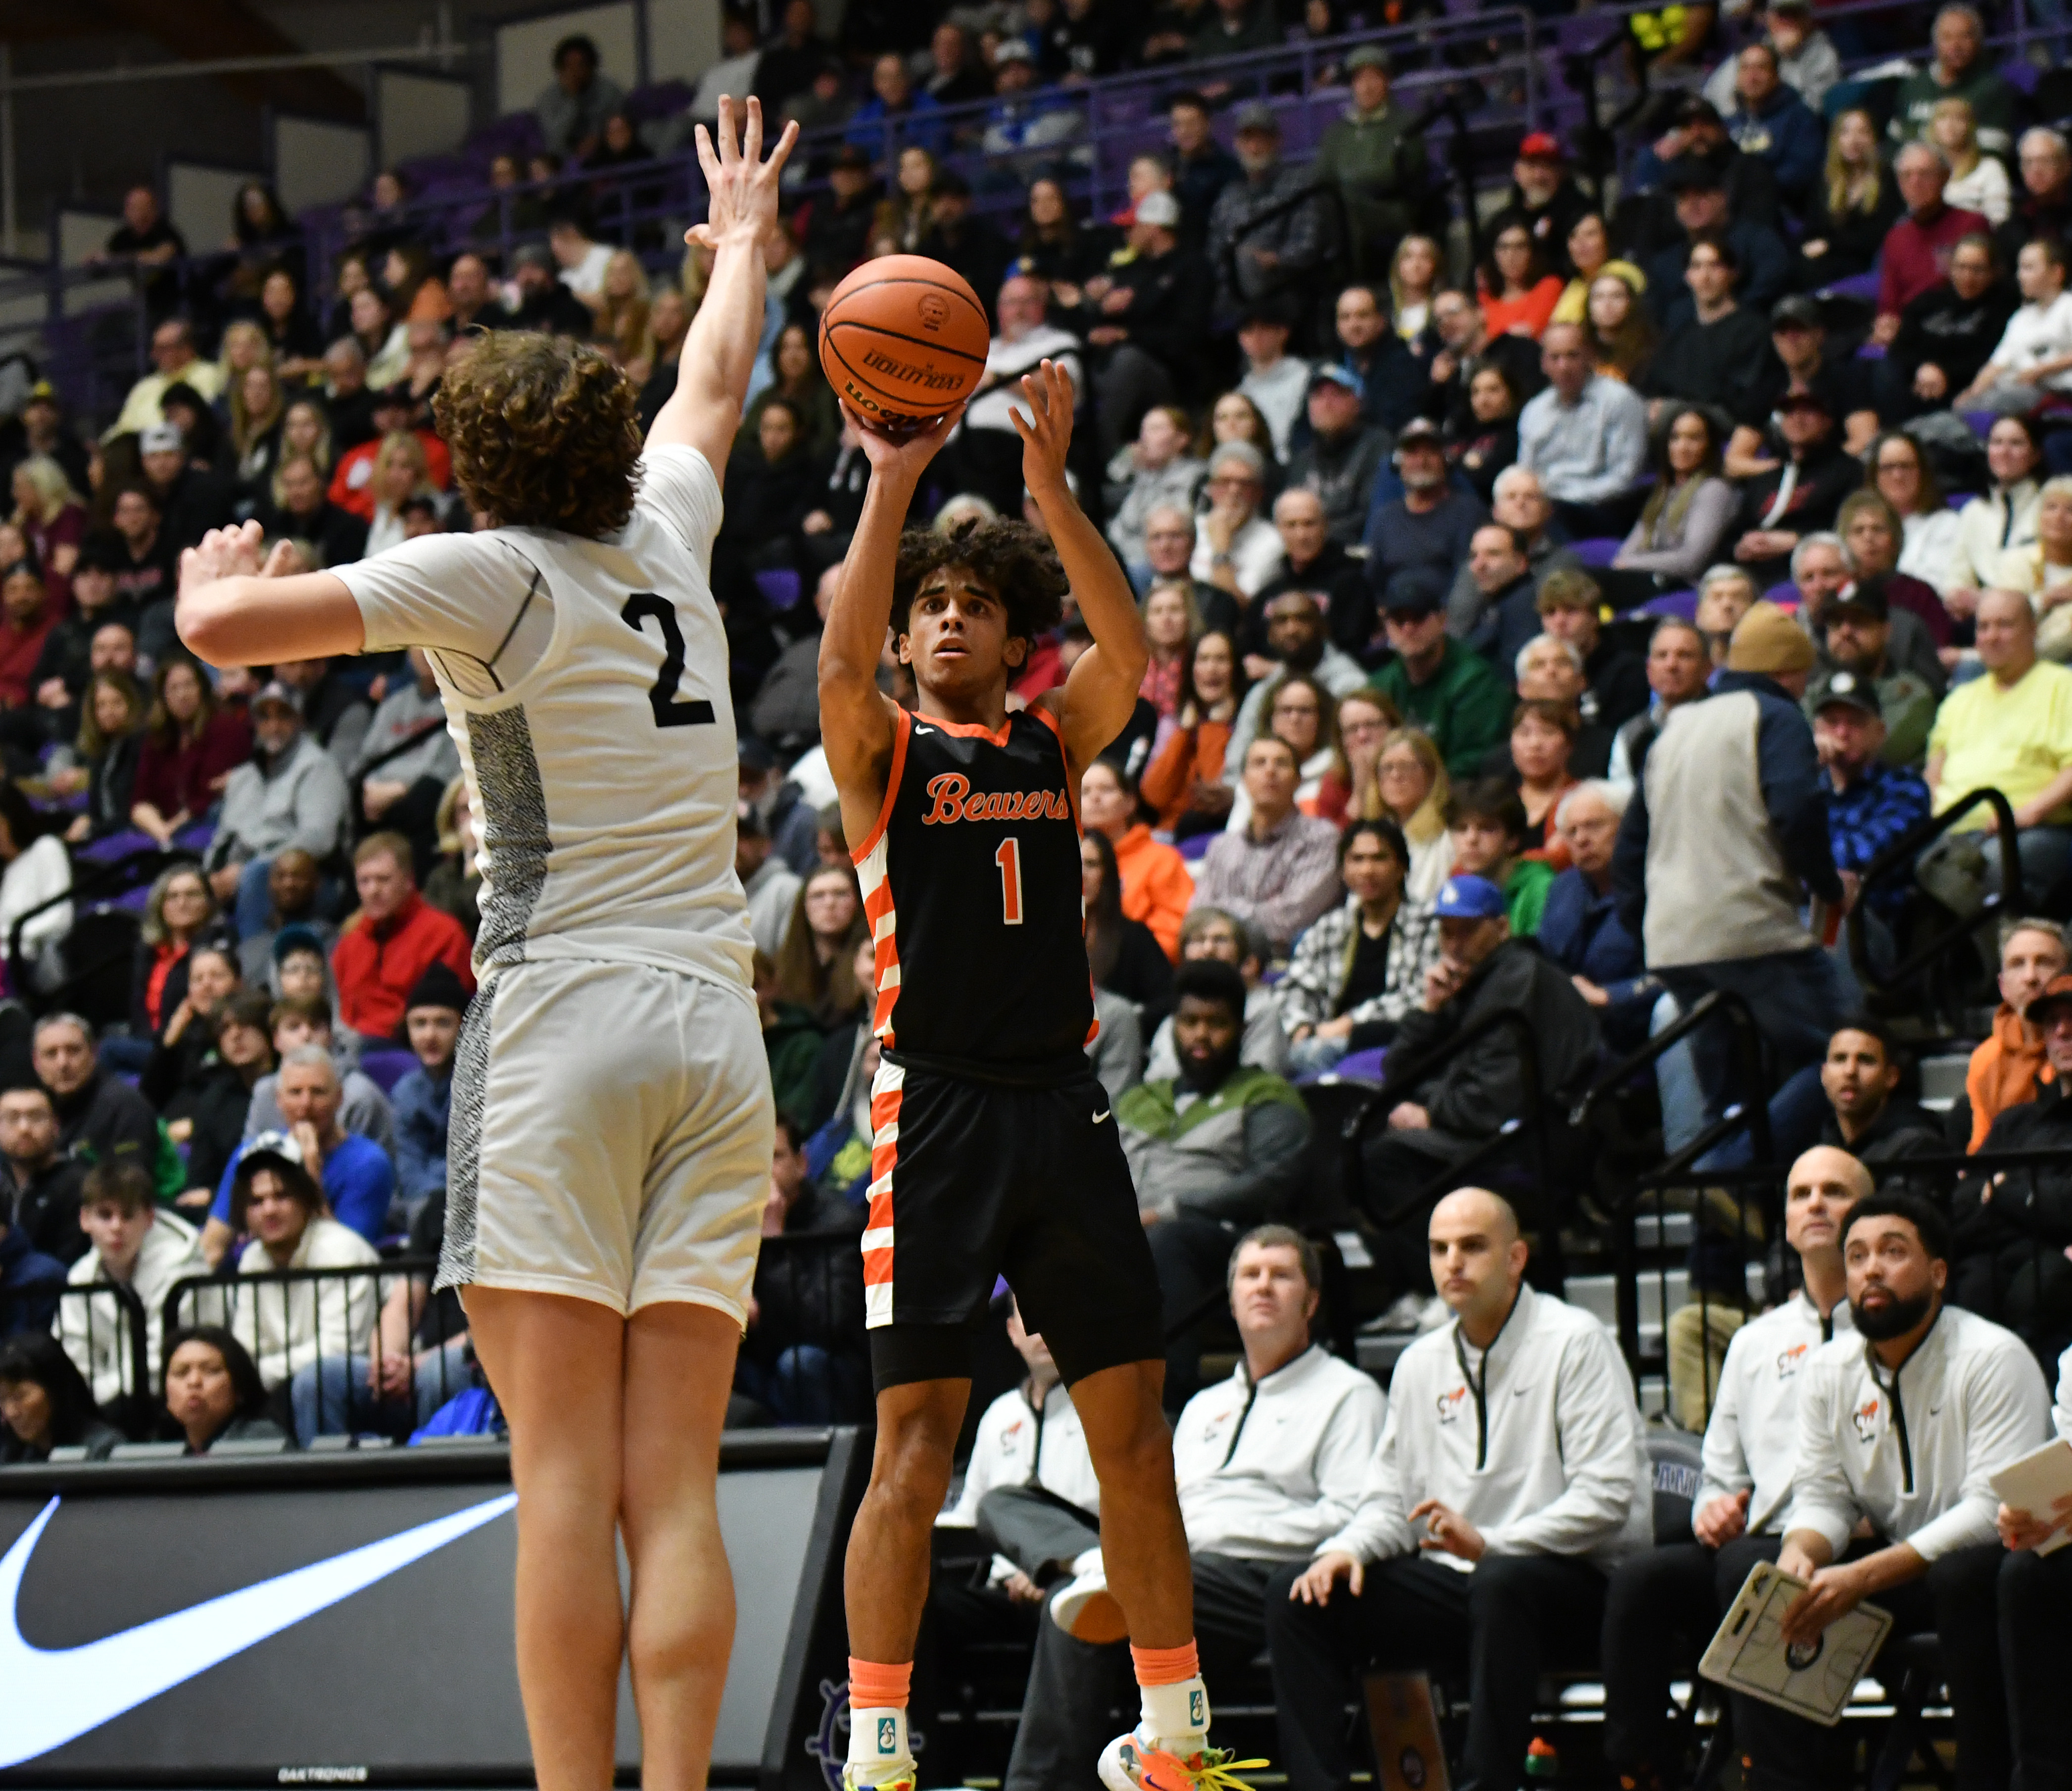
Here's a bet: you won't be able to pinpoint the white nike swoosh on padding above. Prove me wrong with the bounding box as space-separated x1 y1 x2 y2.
0 1489 517 1767
1092 1110 1111 1123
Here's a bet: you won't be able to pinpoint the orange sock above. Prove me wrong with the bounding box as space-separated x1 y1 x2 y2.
847 1658 912 1709
1131 1641 1201 1687
847 1658 914 1773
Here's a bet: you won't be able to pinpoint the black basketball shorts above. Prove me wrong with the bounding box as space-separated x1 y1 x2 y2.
860 1054 1163 1392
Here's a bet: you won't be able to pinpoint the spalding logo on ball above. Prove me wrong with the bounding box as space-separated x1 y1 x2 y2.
818 254 989 430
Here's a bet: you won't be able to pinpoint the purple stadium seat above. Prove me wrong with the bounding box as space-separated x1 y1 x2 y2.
1177 831 1217 862
1568 537 1624 568
1324 1048 1387 1084
1964 410 1998 439
755 568 803 611
1820 271 1882 305
357 1049 419 1095
78 830 155 865
1638 588 1700 621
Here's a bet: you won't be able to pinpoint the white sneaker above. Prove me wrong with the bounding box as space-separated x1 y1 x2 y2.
1096 1727 1265 1791
1048 1565 1130 1643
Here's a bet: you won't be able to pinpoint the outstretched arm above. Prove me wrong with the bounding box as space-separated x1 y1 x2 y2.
818 402 965 849
647 96 797 474
176 522 364 668
1020 361 1147 771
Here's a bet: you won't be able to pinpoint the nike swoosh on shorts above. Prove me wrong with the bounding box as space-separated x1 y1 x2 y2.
0 1490 517 1767
1092 1110 1111 1123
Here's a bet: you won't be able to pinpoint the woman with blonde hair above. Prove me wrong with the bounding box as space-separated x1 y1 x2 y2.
1389 234 1442 342
1932 96 2011 225
1798 107 1902 281
217 319 274 392
1138 579 1199 721
268 400 335 509
364 431 436 557
8 455 86 582
594 249 655 380
425 775 482 939
1993 472 2072 659
63 669 148 842
1586 270 1656 384
1333 687 1398 817
229 363 287 490
1373 726 1454 901
773 864 868 1027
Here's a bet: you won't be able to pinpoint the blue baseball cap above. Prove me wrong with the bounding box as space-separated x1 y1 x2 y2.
1432 875 1507 920
1308 363 1366 399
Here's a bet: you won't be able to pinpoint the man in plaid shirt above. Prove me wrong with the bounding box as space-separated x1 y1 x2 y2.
1815 677 1929 925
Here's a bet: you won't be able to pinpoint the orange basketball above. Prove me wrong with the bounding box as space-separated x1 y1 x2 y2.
818 255 990 429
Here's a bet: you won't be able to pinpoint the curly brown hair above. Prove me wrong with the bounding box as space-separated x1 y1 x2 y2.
431 331 642 537
891 517 1068 653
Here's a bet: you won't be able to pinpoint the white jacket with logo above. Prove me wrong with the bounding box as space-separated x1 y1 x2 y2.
2057 1344 2071 1442
1319 1283 1650 1573
1790 1304 2051 1562
1697 1291 1855 1533
939 1378 1101 1583
59 1210 213 1406
1172 1343 1386 1561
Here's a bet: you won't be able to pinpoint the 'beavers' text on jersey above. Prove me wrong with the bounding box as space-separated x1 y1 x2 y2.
853 706 1095 1075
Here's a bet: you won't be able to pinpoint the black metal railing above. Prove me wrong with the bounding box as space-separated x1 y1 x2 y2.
1845 785 2024 1005
164 1258 471 1443
8 844 190 1022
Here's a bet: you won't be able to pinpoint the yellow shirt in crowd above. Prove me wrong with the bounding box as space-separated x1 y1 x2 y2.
1928 658 2072 828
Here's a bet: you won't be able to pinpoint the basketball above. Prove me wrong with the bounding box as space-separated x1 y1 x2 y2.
818 255 990 429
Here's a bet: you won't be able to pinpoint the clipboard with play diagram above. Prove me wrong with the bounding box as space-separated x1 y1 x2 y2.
1698 1560 1893 1727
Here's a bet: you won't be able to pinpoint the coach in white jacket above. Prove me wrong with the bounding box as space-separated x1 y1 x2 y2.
1997 1340 2072 1791
1268 1188 1648 1791
1001 1226 1383 1791
1750 1191 2050 1791
1600 1144 1860 1786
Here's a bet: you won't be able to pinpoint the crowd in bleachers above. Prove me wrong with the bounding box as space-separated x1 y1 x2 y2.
4 0 2072 1779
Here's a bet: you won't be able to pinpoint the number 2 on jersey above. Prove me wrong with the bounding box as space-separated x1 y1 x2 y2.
621 593 716 728
995 837 1024 926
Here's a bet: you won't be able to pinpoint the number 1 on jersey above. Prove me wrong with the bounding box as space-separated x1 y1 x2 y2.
995 837 1024 926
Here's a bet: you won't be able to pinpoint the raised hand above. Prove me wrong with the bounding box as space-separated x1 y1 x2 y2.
1009 358 1076 499
840 397 966 482
179 521 266 595
688 95 798 250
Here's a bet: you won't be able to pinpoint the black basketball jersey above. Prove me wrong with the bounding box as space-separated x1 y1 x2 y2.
853 705 1096 1079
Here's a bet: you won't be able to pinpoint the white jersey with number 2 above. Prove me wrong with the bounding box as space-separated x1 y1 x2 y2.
337 445 753 995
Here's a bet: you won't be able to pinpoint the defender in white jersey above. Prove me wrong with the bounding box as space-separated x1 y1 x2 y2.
175 97 798 1791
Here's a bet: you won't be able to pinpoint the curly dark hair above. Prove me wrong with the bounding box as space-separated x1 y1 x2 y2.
432 331 642 537
890 517 1068 654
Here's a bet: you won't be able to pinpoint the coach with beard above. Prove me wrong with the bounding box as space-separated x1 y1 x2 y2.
1729 1192 2049 1791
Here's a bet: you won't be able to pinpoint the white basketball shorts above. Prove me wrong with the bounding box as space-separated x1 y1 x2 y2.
439 957 773 1320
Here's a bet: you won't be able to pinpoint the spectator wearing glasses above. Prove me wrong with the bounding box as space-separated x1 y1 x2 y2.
1805 579 1940 769
1872 142 1991 349
1538 781 1651 1051
1268 1189 1648 1791
1955 236 2072 414
1369 570 1511 781
1192 442 1284 602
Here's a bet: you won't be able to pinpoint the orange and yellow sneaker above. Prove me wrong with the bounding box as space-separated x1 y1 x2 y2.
1096 1728 1266 1791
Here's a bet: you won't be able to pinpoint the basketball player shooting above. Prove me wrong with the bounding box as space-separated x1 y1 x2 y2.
175 96 795 1791
819 363 1251 1791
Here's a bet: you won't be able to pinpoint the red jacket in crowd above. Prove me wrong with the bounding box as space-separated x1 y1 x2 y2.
333 891 475 1042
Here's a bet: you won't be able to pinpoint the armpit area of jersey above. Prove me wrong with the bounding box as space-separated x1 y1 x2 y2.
882 1046 1092 1091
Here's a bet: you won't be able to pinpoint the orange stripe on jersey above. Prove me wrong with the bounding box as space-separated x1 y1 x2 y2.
851 706 913 864
860 1060 904 1326
857 831 902 1047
